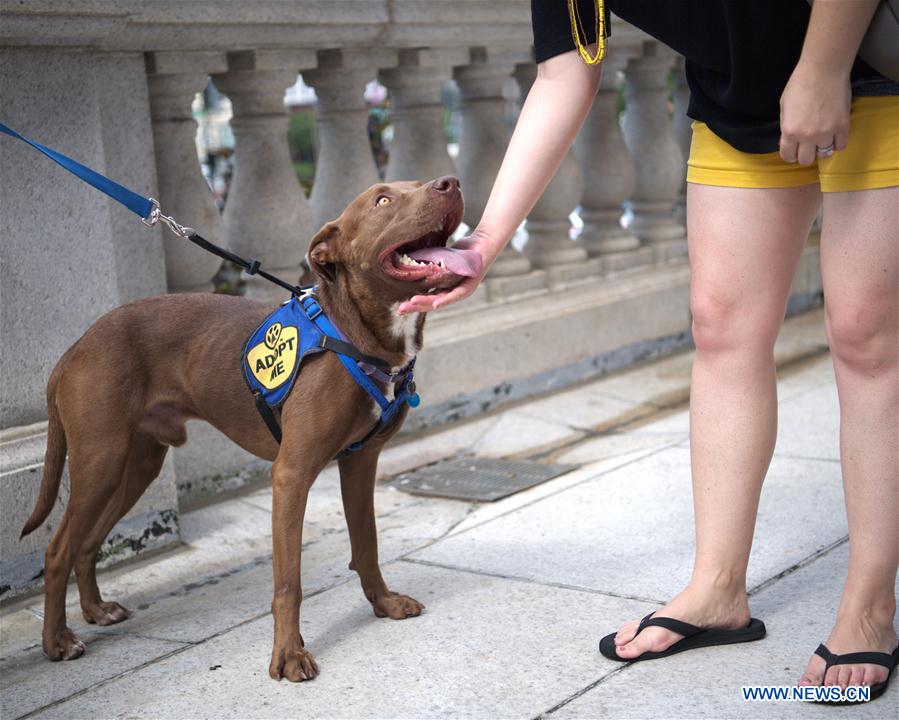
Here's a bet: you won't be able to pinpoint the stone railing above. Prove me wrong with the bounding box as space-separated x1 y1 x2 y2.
0 1 823 599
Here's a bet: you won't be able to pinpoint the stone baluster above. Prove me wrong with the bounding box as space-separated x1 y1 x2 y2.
454 47 544 299
303 48 397 233
623 42 687 262
671 56 691 224
212 50 317 302
574 44 652 271
380 48 468 183
513 62 597 288
146 51 228 293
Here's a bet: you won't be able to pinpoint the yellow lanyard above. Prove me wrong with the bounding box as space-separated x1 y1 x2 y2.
567 0 607 65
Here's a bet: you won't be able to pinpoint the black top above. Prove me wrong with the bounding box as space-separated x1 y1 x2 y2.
532 0 895 153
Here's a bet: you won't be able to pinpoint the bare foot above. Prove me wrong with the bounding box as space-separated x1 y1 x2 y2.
367 589 425 619
798 608 898 689
82 600 131 626
269 638 319 682
612 583 750 660
43 626 86 661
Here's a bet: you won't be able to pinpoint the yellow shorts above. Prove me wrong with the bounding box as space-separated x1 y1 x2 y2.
686 96 899 192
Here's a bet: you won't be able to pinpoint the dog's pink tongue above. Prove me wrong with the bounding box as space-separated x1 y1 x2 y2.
408 247 482 277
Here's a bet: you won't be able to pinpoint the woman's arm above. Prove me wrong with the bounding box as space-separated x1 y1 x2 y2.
779 0 880 166
398 50 602 315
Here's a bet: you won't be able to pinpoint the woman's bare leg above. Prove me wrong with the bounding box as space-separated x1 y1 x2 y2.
799 186 898 689
614 183 822 658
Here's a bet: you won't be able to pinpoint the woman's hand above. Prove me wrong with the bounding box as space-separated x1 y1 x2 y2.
397 230 496 315
779 59 851 166
779 0 880 166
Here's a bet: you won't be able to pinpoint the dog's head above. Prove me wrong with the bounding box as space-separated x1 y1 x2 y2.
305 177 481 301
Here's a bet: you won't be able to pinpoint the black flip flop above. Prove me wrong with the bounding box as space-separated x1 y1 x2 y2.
811 643 899 704
599 612 766 662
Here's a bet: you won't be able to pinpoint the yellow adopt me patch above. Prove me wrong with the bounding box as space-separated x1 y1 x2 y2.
246 321 299 390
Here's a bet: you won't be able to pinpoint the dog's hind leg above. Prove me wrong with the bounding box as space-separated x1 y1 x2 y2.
338 447 425 620
41 442 129 661
74 432 169 626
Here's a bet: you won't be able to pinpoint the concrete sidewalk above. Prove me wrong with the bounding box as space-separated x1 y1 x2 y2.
2 309 897 719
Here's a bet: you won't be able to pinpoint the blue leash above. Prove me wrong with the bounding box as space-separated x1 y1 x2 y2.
0 120 305 296
0 122 154 220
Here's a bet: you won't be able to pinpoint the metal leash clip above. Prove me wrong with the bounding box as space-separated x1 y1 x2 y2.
141 198 195 239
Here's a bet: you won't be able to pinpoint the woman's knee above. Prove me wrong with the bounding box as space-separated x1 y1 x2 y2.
826 298 898 373
690 288 780 354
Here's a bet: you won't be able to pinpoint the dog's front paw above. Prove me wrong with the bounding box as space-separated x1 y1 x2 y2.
368 590 425 620
82 600 131 626
43 627 86 661
269 642 319 682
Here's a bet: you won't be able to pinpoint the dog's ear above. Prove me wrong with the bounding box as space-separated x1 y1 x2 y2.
306 222 340 283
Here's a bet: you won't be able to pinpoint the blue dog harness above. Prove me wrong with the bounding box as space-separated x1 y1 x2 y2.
243 291 419 455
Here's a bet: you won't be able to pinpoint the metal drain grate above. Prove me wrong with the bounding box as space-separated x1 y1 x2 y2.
386 456 574 502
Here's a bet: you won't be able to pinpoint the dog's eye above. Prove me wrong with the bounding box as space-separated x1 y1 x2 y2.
376 195 392 207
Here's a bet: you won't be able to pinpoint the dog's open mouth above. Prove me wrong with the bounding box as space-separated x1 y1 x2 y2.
379 211 481 286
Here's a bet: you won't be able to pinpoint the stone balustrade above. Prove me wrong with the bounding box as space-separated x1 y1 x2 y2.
0 2 825 598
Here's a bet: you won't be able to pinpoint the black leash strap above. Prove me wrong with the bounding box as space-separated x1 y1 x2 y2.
186 231 306 297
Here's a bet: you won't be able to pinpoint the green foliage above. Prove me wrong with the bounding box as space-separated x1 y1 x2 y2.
287 110 316 164
293 161 315 195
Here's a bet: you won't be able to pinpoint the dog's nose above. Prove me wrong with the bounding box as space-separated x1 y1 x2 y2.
431 176 460 194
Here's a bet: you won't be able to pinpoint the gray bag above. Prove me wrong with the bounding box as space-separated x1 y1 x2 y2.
808 0 899 82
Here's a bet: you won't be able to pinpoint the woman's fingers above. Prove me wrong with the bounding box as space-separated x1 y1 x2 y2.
396 277 478 315
781 131 840 166
797 137 820 166
779 134 799 164
834 121 850 152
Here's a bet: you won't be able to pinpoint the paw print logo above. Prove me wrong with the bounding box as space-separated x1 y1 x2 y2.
264 322 283 349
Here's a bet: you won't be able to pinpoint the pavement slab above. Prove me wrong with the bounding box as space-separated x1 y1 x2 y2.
28 562 660 720
775 383 840 462
1 631 188 720
409 448 847 603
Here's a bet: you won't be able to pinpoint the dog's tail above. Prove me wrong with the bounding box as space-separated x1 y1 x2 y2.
20 367 67 539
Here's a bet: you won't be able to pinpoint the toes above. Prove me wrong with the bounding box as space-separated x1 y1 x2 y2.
798 655 825 687
62 638 85 661
845 666 862 688
615 620 639 647
836 665 853 690
373 593 425 620
400 596 424 618
269 648 319 682
44 628 86 661
82 601 131 626
616 628 676 659
106 602 131 623
284 661 309 682
283 653 318 682
861 665 886 687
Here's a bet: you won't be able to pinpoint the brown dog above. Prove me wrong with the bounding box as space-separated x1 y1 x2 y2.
20 176 482 681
